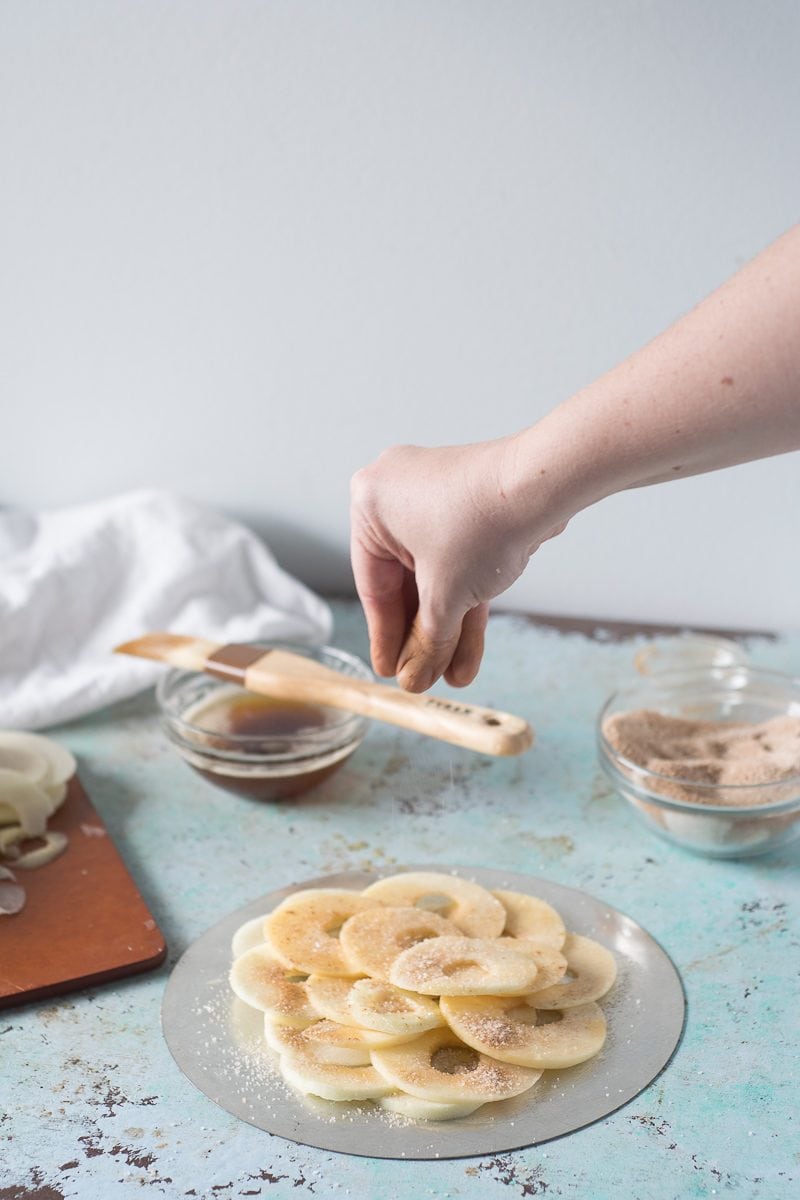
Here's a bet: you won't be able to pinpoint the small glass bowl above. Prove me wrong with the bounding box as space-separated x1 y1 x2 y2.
597 666 800 858
156 642 373 800
632 633 749 677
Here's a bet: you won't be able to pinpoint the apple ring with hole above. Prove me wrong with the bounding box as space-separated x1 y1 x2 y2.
362 872 505 937
264 888 380 975
501 944 568 992
301 1018 418 1068
231 915 269 958
348 978 445 1036
305 974 364 1027
263 1018 306 1055
526 933 617 1009
263 1018 372 1066
306 973 444 1037
390 936 542 997
440 995 607 1069
339 905 461 979
229 945 318 1027
279 1045 395 1102
370 1027 541 1104
494 890 566 950
378 1092 485 1121
296 1025 372 1067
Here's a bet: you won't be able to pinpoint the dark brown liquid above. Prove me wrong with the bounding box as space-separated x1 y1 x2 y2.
190 691 334 738
183 689 354 801
189 757 349 801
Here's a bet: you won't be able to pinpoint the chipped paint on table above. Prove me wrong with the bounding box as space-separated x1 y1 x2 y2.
3 603 799 1200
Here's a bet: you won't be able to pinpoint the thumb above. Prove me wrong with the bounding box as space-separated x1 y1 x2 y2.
395 583 466 693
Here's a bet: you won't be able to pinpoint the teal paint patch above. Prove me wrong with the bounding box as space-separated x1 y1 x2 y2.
3 603 798 1199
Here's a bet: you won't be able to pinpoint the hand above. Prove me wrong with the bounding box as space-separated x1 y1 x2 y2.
349 439 568 692
353 228 800 694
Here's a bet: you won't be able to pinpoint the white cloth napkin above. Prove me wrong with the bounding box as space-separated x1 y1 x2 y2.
0 489 333 730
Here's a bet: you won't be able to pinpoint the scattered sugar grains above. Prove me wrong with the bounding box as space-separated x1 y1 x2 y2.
227 873 618 1124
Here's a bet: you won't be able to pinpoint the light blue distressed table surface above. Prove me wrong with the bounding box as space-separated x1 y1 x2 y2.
3 603 799 1200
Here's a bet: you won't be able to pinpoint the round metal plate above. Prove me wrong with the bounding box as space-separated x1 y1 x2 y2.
161 866 685 1159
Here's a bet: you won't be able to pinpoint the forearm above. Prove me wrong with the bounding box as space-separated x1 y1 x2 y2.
507 225 800 529
351 225 800 690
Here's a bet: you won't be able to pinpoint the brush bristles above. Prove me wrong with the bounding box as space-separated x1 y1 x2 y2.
114 632 220 669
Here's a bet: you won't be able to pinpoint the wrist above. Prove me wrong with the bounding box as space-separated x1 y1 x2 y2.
499 401 616 546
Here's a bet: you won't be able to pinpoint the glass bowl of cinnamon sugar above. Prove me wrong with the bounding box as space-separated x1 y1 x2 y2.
598 666 800 858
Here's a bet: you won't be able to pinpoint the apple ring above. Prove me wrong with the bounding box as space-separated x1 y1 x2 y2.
440 995 607 1069
362 872 505 937
279 1046 394 1101
307 973 444 1036
494 890 566 950
301 1018 417 1068
264 888 380 975
295 1023 372 1066
263 1018 306 1055
339 905 461 979
390 936 542 996
229 945 318 1027
378 1092 485 1121
370 1027 541 1104
305 974 364 1027
231 915 268 958
502 944 568 992
526 933 617 1009
348 978 445 1036
263 1017 373 1066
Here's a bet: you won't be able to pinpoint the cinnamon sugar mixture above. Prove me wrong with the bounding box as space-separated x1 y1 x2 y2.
603 711 800 806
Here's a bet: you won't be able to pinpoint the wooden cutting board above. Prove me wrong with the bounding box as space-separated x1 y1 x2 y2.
0 775 166 1008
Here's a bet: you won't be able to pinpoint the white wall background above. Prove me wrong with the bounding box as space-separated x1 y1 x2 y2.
2 0 799 630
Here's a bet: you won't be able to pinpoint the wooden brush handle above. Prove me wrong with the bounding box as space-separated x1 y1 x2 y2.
114 634 534 756
211 644 534 757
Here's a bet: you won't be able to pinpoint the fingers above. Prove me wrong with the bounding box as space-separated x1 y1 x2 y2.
353 554 488 692
396 615 461 693
443 603 489 687
350 452 494 690
395 601 489 693
350 539 412 677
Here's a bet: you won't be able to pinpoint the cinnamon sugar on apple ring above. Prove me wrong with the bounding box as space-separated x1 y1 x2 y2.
229 945 318 1027
440 995 607 1069
339 905 461 979
494 890 566 950
526 934 617 1009
264 888 381 975
389 936 543 996
362 871 505 937
230 873 618 1122
370 1026 542 1104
